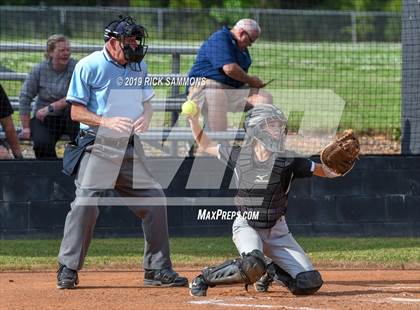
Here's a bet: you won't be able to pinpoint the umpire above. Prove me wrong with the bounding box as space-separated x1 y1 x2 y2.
56 16 187 289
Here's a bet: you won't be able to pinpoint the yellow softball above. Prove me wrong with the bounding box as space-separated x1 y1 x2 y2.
181 100 198 117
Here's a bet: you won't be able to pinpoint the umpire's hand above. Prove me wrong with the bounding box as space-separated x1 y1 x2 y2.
133 116 150 133
100 116 133 133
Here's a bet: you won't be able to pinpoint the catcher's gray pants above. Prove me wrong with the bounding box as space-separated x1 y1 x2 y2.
58 145 172 271
232 216 314 278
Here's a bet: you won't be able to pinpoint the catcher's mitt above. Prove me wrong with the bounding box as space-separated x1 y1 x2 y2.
320 129 360 177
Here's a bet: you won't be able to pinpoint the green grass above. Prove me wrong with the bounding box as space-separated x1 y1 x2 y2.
0 237 419 271
0 41 401 134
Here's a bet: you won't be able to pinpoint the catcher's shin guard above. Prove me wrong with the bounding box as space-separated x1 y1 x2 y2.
254 262 278 292
202 250 266 287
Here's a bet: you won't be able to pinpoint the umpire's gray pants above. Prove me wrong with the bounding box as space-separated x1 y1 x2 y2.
232 216 314 278
58 145 172 271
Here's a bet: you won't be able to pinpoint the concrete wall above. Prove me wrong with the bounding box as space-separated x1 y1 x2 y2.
1 156 420 239
402 0 420 154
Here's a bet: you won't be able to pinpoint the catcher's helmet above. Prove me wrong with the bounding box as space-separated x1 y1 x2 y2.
244 104 287 153
104 15 148 66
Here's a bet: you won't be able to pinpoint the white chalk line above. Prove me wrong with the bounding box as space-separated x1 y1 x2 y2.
364 285 420 290
360 297 420 305
188 298 330 310
331 282 420 291
234 296 263 300
389 297 420 303
188 284 420 309
331 283 420 306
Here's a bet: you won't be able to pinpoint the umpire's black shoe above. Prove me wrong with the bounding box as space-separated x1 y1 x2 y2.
189 275 208 296
143 267 188 287
57 263 79 289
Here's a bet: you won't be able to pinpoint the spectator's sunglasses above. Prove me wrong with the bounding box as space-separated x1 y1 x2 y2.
242 28 256 44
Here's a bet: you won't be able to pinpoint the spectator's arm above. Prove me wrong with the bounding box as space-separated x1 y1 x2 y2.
49 97 68 112
0 116 22 158
19 114 31 140
19 65 40 137
19 65 40 117
222 63 264 88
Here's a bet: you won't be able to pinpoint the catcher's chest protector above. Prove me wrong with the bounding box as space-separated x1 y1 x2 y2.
235 146 294 229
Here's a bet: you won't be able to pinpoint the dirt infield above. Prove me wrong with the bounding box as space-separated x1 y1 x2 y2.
1 269 419 310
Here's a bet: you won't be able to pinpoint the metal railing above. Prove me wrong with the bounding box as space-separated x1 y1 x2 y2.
0 43 204 156
0 71 189 82
7 96 185 112
0 44 198 77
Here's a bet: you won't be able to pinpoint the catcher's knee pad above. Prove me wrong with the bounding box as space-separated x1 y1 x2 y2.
202 249 266 286
288 270 323 296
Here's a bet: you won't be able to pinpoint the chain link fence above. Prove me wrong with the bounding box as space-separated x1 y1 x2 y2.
0 7 401 42
0 6 402 158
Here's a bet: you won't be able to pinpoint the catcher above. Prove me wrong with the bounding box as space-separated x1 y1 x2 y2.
187 103 359 296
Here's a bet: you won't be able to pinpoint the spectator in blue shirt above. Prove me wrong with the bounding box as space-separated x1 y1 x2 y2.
188 19 272 131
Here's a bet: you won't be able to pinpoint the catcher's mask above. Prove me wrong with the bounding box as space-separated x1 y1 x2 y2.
104 15 148 71
244 104 287 153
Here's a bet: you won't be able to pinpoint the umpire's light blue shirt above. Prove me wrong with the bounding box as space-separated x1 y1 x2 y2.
66 47 154 130
188 26 252 88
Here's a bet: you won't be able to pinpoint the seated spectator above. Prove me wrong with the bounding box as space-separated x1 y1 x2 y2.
187 19 273 132
19 34 79 159
0 84 22 159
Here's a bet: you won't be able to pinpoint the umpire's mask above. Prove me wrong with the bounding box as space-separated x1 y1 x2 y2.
244 104 287 153
104 16 148 70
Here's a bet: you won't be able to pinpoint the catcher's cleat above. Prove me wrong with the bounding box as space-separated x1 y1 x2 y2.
57 263 79 289
143 267 188 287
189 275 208 296
254 272 274 292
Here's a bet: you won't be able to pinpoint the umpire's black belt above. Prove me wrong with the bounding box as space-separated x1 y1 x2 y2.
80 130 135 148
